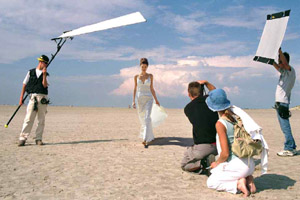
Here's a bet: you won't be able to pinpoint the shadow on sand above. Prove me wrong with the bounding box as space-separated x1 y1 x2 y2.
255 174 296 192
149 137 193 147
45 139 128 146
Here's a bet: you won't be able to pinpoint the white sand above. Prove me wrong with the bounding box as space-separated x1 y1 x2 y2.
0 105 299 199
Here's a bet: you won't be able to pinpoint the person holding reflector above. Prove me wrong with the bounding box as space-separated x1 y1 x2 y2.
18 55 50 146
132 58 160 148
253 10 296 156
272 48 296 157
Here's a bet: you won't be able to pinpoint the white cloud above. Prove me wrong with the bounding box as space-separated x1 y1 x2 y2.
111 55 268 98
211 6 277 30
158 11 206 35
68 40 251 63
202 55 257 68
284 33 300 41
223 86 240 95
111 62 202 97
158 5 278 39
182 41 250 56
176 55 262 68
0 29 54 63
1 0 152 34
177 57 201 67
216 73 224 82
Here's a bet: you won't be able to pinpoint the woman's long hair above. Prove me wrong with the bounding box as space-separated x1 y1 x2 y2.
223 108 236 123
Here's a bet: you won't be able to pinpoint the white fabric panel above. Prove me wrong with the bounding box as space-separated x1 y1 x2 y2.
255 16 289 60
58 12 146 38
151 104 168 128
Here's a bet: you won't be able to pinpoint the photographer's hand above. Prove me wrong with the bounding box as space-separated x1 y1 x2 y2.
197 80 216 91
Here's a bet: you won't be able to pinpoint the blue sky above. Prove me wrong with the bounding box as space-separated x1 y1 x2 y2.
0 0 299 108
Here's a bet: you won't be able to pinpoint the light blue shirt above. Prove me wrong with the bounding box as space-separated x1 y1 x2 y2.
217 119 238 162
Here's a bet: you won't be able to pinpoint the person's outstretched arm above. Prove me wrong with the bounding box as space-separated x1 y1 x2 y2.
150 74 160 106
279 48 291 71
272 61 281 72
198 80 216 91
42 66 48 88
210 121 229 168
19 84 26 105
132 75 138 109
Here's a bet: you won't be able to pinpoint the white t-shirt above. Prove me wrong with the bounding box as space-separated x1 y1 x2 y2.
23 68 49 85
275 66 296 104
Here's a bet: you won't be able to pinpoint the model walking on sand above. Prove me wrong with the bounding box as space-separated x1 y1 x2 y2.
132 58 160 148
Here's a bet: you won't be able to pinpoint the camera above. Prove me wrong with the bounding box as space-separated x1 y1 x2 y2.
41 97 50 105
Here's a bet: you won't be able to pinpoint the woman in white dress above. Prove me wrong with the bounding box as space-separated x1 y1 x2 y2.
132 58 160 148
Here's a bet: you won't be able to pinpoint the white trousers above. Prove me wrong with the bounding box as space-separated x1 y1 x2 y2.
137 95 154 142
19 94 48 141
207 157 255 194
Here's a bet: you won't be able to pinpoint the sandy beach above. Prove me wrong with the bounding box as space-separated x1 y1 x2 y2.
0 105 299 200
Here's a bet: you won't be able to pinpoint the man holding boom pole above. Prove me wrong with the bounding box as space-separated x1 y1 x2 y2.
18 55 50 146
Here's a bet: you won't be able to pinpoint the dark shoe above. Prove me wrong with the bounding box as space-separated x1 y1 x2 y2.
188 160 203 175
194 166 204 175
206 154 215 167
35 140 44 145
200 154 215 176
18 140 26 147
142 141 148 148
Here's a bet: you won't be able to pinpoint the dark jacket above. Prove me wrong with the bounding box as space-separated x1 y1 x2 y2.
25 68 48 94
184 95 218 144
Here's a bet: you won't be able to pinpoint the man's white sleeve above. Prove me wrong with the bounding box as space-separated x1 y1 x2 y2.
23 71 30 85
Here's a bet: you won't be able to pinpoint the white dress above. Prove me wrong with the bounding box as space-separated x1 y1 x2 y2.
137 76 154 142
207 119 255 194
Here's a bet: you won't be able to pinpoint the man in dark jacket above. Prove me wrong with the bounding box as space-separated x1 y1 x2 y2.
181 80 218 173
18 55 50 146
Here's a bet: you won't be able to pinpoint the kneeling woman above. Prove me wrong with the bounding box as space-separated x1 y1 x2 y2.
206 89 256 197
132 58 160 148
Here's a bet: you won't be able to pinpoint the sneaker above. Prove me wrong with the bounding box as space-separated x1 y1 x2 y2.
277 150 296 157
35 140 44 145
293 149 297 155
18 140 26 147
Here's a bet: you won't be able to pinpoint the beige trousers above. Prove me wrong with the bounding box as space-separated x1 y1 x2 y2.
19 94 48 141
181 144 217 171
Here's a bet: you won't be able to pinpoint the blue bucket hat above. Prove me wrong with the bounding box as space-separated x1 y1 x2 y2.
206 89 231 112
